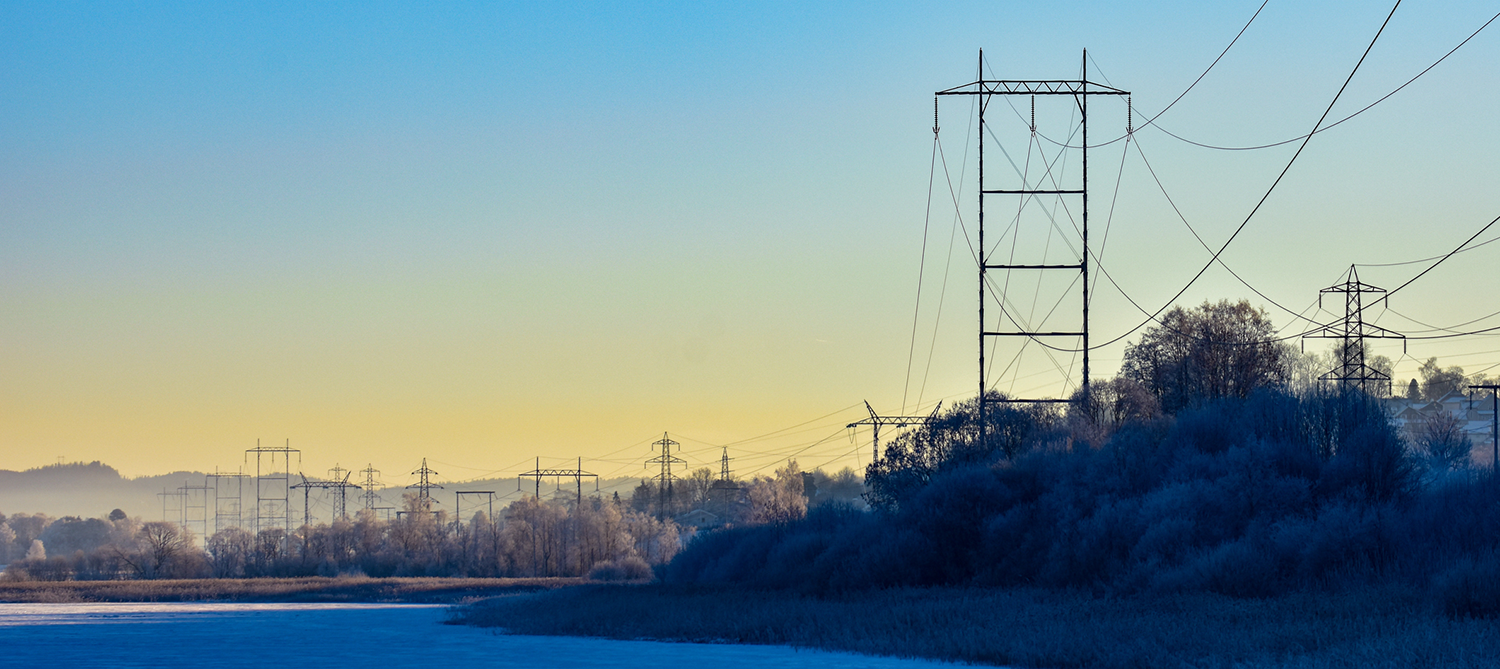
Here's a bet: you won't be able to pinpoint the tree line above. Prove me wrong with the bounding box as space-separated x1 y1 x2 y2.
1 462 865 582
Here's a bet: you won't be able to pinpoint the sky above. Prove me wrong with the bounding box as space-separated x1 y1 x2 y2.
3 1 1499 483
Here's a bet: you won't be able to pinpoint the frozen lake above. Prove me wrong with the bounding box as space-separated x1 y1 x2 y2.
0 602 959 667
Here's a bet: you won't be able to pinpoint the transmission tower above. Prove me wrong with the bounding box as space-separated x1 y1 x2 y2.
246 439 299 538
847 400 942 461
407 458 442 510
327 464 356 520
157 487 184 524
937 50 1129 428
518 457 598 506
708 447 742 516
645 433 685 517
291 471 362 526
455 490 496 522
178 480 212 541
207 469 248 534
1301 265 1404 395
359 464 383 510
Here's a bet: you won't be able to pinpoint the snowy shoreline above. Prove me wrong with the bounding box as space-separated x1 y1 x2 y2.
0 602 957 668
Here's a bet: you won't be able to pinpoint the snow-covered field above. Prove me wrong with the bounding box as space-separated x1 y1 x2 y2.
0 602 958 667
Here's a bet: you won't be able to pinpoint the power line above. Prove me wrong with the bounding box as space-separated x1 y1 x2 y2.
1033 0 1268 151
1087 0 1403 351
916 95 977 411
1384 306 1500 336
1384 211 1500 301
904 121 942 415
1353 234 1500 268
1150 9 1500 151
1129 135 1321 325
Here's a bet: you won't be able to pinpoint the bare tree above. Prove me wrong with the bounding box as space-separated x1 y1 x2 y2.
1417 412 1473 470
118 521 188 579
206 527 253 578
1419 357 1468 400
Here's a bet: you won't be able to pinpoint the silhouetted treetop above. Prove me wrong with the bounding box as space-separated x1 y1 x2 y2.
1120 299 1291 413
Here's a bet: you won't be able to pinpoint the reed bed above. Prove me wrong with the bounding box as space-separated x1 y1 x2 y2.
0 576 582 604
457 584 1500 668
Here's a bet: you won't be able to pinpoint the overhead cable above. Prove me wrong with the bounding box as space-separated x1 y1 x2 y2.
1088 0 1403 351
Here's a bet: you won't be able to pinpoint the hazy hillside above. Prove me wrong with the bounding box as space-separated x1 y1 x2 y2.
0 461 646 523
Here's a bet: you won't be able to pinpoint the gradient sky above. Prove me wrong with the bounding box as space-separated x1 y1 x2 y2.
3 1 1498 484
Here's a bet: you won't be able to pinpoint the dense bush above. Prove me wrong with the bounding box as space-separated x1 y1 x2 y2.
585 555 652 582
666 388 1500 612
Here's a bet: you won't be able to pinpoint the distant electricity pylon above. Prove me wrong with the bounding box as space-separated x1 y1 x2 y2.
407 458 443 510
646 433 685 517
1301 265 1405 396
359 464 382 511
292 470 361 527
937 50 1129 430
178 480 212 541
708 447 742 517
326 464 357 520
455 490 496 523
207 469 248 534
847 400 941 462
157 487 184 524
246 439 299 539
519 457 597 506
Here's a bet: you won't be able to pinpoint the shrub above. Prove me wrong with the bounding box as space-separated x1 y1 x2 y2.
1433 554 1500 618
587 556 652 582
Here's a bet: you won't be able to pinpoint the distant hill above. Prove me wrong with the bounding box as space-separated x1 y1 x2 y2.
0 461 648 524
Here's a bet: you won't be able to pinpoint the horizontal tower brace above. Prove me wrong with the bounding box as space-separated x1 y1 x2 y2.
984 331 1085 337
982 189 1083 195
937 80 1129 96
985 263 1082 270
523 469 597 477
998 398 1074 404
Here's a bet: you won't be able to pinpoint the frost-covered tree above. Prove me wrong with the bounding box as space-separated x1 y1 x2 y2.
1067 377 1160 445
747 460 806 524
0 522 14 562
1120 299 1291 413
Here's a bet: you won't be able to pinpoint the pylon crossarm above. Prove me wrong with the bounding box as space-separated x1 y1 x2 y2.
936 80 1128 96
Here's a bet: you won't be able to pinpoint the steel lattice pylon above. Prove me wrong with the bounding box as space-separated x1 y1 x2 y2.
1301 265 1404 396
936 50 1130 431
246 439 299 541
